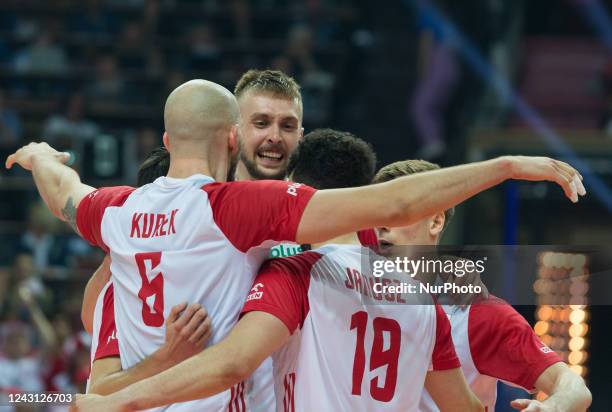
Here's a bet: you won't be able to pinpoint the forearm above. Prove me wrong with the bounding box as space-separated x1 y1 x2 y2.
106 312 286 410
110 342 248 409
31 154 82 220
89 349 178 396
382 157 511 227
540 371 592 412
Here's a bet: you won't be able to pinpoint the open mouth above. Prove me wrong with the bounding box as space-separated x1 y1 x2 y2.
257 150 284 165
378 239 394 249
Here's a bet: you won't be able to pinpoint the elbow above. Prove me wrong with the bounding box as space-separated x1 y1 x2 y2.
87 381 109 396
468 394 484 412
382 198 414 228
220 358 255 387
577 385 592 410
81 309 92 335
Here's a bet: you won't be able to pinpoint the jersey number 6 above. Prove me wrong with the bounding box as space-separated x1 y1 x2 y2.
136 252 165 327
350 311 401 402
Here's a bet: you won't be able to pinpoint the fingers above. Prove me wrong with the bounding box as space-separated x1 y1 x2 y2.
555 160 587 198
182 306 209 343
166 302 188 326
191 315 212 347
510 399 530 410
510 399 541 412
5 152 17 169
550 161 577 202
171 303 202 334
56 151 72 164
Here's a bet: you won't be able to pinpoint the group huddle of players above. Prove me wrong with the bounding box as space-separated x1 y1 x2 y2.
5 70 591 412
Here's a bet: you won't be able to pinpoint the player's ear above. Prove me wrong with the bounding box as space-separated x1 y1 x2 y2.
162 132 170 151
228 125 239 155
429 212 445 237
299 127 304 140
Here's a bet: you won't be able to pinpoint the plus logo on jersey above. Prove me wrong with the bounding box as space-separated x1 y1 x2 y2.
539 345 554 354
246 283 264 301
286 183 303 197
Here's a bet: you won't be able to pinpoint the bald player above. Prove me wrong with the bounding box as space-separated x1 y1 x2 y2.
8 79 586 411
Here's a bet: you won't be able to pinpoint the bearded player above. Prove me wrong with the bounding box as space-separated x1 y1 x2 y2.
8 78 585 411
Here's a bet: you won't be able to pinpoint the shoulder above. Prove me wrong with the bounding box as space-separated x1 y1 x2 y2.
259 251 324 276
81 186 136 207
469 295 526 326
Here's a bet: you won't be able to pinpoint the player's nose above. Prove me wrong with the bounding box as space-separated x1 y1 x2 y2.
267 124 282 144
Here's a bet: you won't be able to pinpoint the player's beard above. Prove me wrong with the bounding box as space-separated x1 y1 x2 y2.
239 148 287 181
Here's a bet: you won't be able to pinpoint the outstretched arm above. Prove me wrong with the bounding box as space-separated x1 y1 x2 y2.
5 142 95 233
88 303 212 396
511 362 592 412
296 156 585 244
76 311 289 411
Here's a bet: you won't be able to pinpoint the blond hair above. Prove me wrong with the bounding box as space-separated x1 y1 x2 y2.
374 159 455 229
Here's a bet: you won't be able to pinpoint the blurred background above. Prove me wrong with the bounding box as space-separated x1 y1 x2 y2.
0 0 610 410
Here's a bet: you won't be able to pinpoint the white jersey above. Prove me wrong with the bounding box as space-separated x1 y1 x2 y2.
242 244 459 411
418 297 562 412
76 175 315 411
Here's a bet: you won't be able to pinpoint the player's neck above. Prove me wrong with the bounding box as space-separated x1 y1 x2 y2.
312 232 360 249
167 159 225 181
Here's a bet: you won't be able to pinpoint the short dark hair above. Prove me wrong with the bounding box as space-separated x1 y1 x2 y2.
374 159 455 230
287 128 376 189
137 147 170 186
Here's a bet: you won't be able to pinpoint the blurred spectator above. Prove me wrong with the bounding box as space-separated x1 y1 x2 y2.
0 91 22 148
69 0 119 37
18 203 61 273
282 24 335 127
230 0 252 43
17 202 95 277
43 93 100 145
117 22 148 71
10 255 48 309
188 24 221 72
0 322 44 394
44 312 91 393
87 55 126 103
136 127 161 163
410 0 460 160
600 58 612 135
13 30 69 75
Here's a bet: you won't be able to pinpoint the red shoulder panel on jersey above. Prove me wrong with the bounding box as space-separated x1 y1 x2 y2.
202 180 316 253
432 304 461 370
94 283 120 361
468 295 562 390
357 229 378 248
241 251 323 333
76 186 136 252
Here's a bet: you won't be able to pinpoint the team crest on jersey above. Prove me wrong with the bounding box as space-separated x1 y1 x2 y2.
539 345 553 354
246 283 264 301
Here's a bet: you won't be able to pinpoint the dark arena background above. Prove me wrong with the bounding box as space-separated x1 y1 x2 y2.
0 0 611 411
